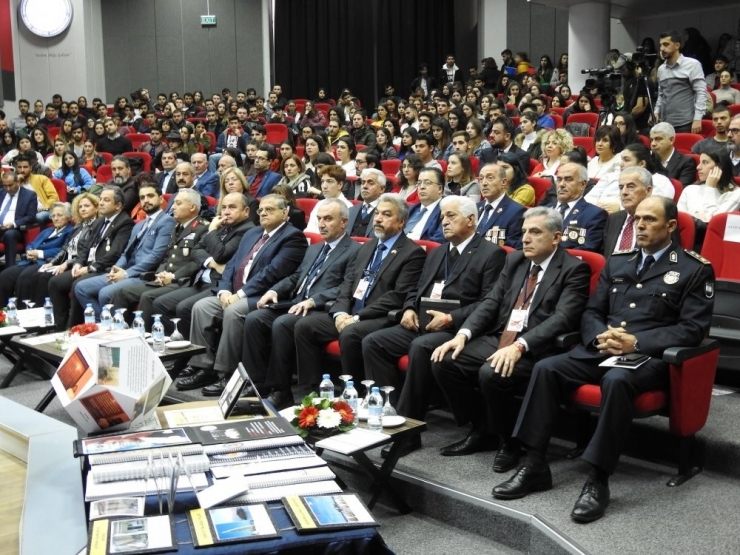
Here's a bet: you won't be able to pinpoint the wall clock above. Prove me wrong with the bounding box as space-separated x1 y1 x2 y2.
19 0 73 38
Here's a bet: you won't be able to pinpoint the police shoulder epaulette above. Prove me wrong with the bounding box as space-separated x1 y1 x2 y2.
684 249 711 264
612 248 637 255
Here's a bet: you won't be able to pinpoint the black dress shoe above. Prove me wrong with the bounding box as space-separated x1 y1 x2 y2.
202 376 229 396
440 430 498 456
176 369 218 391
381 435 422 459
493 443 524 473
266 389 295 411
178 365 199 378
492 463 552 500
571 478 610 523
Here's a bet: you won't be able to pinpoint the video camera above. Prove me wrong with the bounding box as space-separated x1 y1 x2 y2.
580 67 622 109
629 46 658 72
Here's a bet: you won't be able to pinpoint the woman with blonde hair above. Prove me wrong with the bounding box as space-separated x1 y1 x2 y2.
532 129 574 178
217 167 259 223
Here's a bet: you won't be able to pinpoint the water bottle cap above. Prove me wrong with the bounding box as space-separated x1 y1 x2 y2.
45 297 50 301
371 386 380 393
86 303 92 307
322 374 330 379
346 380 353 387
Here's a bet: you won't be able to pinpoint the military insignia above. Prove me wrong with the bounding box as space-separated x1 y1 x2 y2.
568 230 578 240
561 234 567 242
577 237 585 245
186 233 196 240
663 271 679 284
183 248 190 256
572 209 579 215
391 249 397 254
705 281 714 298
612 249 636 255
669 251 678 263
611 277 625 282
685 249 711 264
496 207 503 213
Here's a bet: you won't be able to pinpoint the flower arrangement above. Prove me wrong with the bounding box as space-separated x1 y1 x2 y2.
69 323 99 336
290 392 355 438
0 310 7 327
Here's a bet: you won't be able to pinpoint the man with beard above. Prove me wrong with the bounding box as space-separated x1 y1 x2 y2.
96 118 134 156
15 154 59 224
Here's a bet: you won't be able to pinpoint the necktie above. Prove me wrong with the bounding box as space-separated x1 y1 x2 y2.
558 203 568 219
299 243 331 298
0 193 14 225
637 254 655 279
499 264 542 348
126 217 151 258
368 243 387 273
233 233 269 290
163 171 173 193
405 207 426 234
361 203 370 219
94 219 110 246
353 243 387 313
478 204 493 229
618 215 635 251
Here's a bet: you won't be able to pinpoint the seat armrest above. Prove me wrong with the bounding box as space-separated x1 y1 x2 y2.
176 277 190 286
662 338 719 365
555 331 581 350
140 271 155 282
324 301 335 312
388 309 402 324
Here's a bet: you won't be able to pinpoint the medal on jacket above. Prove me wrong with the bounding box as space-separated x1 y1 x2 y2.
664 271 679 284
183 247 190 256
105 238 110 251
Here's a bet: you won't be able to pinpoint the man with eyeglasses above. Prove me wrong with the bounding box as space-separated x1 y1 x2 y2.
404 167 445 242
347 168 385 237
176 194 306 396
246 145 281 198
0 169 38 267
532 96 555 129
727 114 740 177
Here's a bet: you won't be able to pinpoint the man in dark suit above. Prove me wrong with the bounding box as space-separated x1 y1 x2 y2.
547 163 607 252
430 207 590 464
602 167 652 256
479 117 531 170
157 150 179 194
72 184 176 320
0 169 38 267
152 192 254 339
48 185 135 329
242 199 362 408
247 145 281 198
162 162 211 217
178 194 307 395
476 163 526 248
191 153 219 198
363 196 507 455
650 122 697 187
494 197 714 523
346 169 384 238
294 194 426 389
404 167 445 243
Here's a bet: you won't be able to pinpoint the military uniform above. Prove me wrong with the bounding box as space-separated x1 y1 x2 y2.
513 242 715 474
110 218 210 327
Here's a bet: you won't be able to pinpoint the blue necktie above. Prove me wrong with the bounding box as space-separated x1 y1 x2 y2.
353 243 387 313
405 207 426 234
478 204 493 229
300 243 331 299
0 193 15 226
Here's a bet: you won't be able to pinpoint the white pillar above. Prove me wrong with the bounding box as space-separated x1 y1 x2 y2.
568 3 610 93
480 0 507 65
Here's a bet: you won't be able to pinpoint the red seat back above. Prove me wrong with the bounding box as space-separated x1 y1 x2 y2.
676 211 695 250
51 178 67 203
127 133 151 150
701 212 740 279
528 176 552 204
304 231 323 245
264 123 289 145
96 164 112 183
381 159 401 176
674 133 704 154
670 178 683 204
295 198 318 224
565 249 605 294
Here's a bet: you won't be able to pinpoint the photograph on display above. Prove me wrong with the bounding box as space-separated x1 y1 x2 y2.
284 494 377 532
218 368 247 417
98 346 122 387
188 504 280 546
143 377 166 416
89 498 145 521
79 428 192 456
108 515 174 554
57 348 93 399
79 390 130 430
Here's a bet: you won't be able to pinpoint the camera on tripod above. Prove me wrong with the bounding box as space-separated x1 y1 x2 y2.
580 67 622 109
628 46 658 73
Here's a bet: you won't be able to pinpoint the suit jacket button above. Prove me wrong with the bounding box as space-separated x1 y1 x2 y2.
629 303 636 308
636 283 643 289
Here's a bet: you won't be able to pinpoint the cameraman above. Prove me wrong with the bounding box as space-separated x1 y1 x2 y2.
621 62 652 134
654 30 707 134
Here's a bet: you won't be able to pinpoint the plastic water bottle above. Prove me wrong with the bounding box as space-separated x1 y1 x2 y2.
132 310 145 336
6 297 17 325
152 316 166 354
342 380 359 426
367 387 384 432
319 374 334 399
84 303 96 324
113 309 125 330
100 305 112 331
43 297 54 326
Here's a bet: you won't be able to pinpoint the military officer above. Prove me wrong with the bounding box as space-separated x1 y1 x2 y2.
492 196 715 523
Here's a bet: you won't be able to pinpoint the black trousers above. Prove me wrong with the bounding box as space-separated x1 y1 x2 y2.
0 263 41 306
150 282 212 337
513 351 668 474
0 229 23 268
362 324 453 413
48 270 97 330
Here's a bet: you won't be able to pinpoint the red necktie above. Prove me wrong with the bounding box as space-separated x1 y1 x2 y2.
233 233 268 291
250 172 264 197
499 265 541 349
618 215 635 251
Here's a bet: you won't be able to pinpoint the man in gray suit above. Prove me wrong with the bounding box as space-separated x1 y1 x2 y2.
346 168 384 238
241 198 362 408
73 183 176 318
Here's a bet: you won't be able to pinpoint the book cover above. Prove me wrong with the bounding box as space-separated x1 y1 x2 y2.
186 416 297 446
88 514 176 555
187 504 280 547
283 493 378 533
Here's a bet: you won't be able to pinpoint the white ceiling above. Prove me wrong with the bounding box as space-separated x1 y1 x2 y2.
532 0 739 20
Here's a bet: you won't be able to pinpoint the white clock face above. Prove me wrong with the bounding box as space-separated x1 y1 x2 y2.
20 0 73 38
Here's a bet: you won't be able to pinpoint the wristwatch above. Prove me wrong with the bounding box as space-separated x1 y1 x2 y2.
633 339 640 352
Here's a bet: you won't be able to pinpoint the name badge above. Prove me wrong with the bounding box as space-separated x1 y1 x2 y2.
506 309 527 332
430 281 445 299
353 278 371 300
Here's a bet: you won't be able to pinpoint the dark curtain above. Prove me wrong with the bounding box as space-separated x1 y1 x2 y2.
274 0 457 108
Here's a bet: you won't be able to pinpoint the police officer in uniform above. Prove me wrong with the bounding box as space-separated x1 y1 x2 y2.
492 196 715 523
110 188 209 328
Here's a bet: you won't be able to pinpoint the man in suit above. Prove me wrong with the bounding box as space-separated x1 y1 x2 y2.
294 193 426 390
157 150 179 194
177 194 307 395
404 167 445 243
476 163 526 248
242 199 362 408
346 169 384 238
150 192 254 340
650 122 697 187
247 145 281 198
363 196 508 455
547 163 608 252
48 186 135 329
494 197 714 523
479 117 531 170
191 153 219 198
430 207 590 464
603 167 652 256
0 169 38 267
162 162 212 218
72 184 175 320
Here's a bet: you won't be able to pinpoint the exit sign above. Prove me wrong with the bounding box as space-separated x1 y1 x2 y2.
201 15 216 26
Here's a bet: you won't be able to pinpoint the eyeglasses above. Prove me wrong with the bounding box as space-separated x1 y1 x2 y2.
729 128 740 134
257 206 284 214
418 180 441 187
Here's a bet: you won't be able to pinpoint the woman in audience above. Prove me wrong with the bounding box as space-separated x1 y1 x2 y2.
714 71 740 105
479 95 494 119
90 121 106 146
383 119 403 148
302 134 326 175
498 151 536 207
113 97 128 119
398 127 418 161
326 107 345 128
550 93 567 112
80 141 105 180
563 91 597 123
178 124 197 156
514 110 545 161
678 150 740 223
334 136 357 175
277 154 313 198
0 129 16 158
301 101 327 128
314 87 333 106
272 183 307 230
54 152 94 198
431 117 453 161
504 81 525 107
444 152 480 200
192 121 212 154
551 53 568 87
21 194 98 306
612 112 640 147
448 108 466 132
460 102 478 124
278 140 295 163
559 85 573 104
466 117 492 159
532 129 574 178
1 137 44 166
588 124 623 179
393 153 422 203
56 119 74 145
374 127 398 161
538 55 555 87
46 139 68 173
216 167 259 223
372 104 389 128
31 127 53 158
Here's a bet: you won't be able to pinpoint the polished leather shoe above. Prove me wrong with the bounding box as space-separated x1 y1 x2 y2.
202 376 229 396
176 369 218 391
381 435 422 459
491 463 552 500
493 443 524 473
571 478 610 523
266 389 295 411
177 365 199 378
440 430 498 456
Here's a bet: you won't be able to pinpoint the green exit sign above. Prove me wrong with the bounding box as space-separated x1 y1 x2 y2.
201 15 216 26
